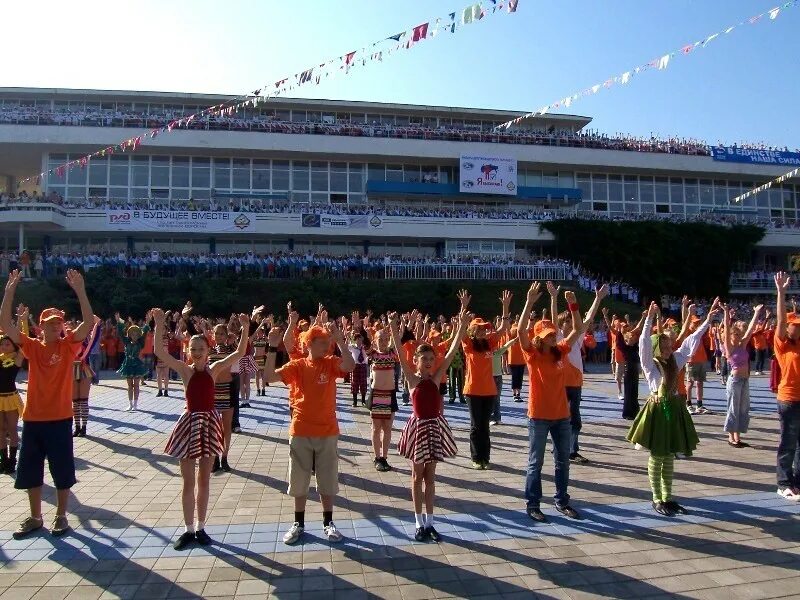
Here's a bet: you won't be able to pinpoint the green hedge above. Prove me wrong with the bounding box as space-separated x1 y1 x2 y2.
542 219 764 300
12 272 637 321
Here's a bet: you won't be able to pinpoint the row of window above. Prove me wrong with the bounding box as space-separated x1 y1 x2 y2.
2 98 514 130
42 154 799 217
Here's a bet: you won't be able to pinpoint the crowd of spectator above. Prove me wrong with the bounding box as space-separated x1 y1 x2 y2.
2 191 798 229
1 103 773 157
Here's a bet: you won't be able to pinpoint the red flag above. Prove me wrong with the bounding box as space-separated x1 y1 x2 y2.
412 23 429 42
343 51 356 68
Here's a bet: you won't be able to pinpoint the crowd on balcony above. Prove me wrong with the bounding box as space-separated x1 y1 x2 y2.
6 103 792 157
1 190 797 229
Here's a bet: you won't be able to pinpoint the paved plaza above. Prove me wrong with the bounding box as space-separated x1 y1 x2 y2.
1 367 799 599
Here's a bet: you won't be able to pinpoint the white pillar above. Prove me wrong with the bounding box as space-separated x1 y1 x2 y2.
18 223 24 253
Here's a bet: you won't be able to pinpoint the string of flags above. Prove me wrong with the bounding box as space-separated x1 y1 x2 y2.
730 165 800 205
22 0 519 184
495 1 797 130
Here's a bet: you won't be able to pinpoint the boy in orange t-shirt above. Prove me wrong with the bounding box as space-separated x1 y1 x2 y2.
264 321 355 545
0 269 95 540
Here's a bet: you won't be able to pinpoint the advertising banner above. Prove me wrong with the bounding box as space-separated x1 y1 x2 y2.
301 213 383 229
106 210 255 232
459 154 518 196
711 146 800 166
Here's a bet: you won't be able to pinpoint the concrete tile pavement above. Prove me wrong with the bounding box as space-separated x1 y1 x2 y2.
0 367 798 599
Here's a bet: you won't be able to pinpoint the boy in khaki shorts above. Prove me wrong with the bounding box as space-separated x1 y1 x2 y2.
264 319 354 544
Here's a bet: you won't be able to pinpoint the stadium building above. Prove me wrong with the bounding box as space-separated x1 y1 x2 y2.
0 87 798 290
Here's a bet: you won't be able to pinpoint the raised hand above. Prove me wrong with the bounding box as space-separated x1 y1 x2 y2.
251 304 266 320
546 281 558 297
526 282 542 304
753 304 764 315
500 290 513 306
596 283 610 300
65 269 85 292
775 271 791 291
4 270 22 292
325 321 343 342
564 290 577 305
267 326 282 347
237 313 250 328
457 289 471 309
181 301 193 317
151 308 166 325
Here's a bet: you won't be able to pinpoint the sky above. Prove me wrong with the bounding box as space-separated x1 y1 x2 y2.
3 0 798 147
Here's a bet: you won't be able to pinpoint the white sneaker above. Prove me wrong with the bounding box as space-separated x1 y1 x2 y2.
777 487 800 501
324 522 343 542
617 394 624 400
282 522 304 545
489 420 498 426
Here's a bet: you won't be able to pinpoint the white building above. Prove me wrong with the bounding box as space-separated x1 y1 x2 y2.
0 87 797 277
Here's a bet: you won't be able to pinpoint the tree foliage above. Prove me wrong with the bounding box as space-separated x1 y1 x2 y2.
542 219 765 300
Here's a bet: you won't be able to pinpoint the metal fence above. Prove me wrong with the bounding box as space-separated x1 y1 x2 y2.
384 263 570 281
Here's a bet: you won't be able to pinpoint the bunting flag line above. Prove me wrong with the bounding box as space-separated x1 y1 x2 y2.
495 1 797 130
730 165 800 204
22 0 519 184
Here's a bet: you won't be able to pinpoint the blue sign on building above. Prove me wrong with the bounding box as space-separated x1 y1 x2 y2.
711 146 800 166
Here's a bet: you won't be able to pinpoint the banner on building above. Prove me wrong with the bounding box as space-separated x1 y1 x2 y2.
302 213 383 229
791 254 800 273
105 210 255 232
711 146 800 166
459 155 518 196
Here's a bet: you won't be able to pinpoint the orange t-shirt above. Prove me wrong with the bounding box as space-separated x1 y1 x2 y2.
463 334 499 397
507 338 525 366
277 356 346 437
402 340 419 366
689 333 708 364
774 336 800 402
143 331 154 355
432 339 451 384
19 331 83 421
752 330 768 351
523 340 572 420
289 329 307 360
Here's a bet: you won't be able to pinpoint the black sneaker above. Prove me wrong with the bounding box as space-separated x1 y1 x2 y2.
514 396 523 403
212 457 221 474
569 453 589 464
156 390 163 397
79 427 86 438
664 500 688 515
414 526 429 542
195 529 212 545
240 402 251 408
173 531 195 550
652 501 673 516
380 457 392 472
72 428 80 438
164 390 169 397
221 458 232 473
373 457 382 471
555 504 581 520
425 526 441 542
526 507 547 522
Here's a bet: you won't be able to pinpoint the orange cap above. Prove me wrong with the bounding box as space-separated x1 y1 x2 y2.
533 319 558 340
788 312 800 325
469 318 492 329
39 308 65 324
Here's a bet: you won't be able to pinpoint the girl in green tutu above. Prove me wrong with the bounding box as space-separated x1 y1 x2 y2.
115 312 151 411
627 299 721 516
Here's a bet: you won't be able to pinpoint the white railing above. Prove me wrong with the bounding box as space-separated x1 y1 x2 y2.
384 263 569 281
729 276 800 293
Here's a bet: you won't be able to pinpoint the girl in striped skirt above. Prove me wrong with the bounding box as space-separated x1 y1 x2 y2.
389 301 470 543
152 307 250 551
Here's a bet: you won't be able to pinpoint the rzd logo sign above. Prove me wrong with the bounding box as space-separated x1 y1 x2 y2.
109 213 131 224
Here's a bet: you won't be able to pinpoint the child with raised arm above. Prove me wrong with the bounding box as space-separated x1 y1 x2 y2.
154 308 250 550
390 302 471 542
627 299 721 516
721 303 763 448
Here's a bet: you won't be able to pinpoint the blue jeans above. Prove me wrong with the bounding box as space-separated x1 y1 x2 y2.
777 400 800 488
566 386 582 455
88 354 101 384
491 375 503 422
525 418 571 508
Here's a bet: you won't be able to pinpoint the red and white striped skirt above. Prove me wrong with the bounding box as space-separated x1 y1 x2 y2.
164 410 224 459
397 415 457 465
239 355 258 376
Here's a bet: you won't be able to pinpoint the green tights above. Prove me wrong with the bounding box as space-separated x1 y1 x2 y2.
648 455 674 503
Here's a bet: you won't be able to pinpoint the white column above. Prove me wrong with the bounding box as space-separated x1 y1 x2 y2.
18 223 24 253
